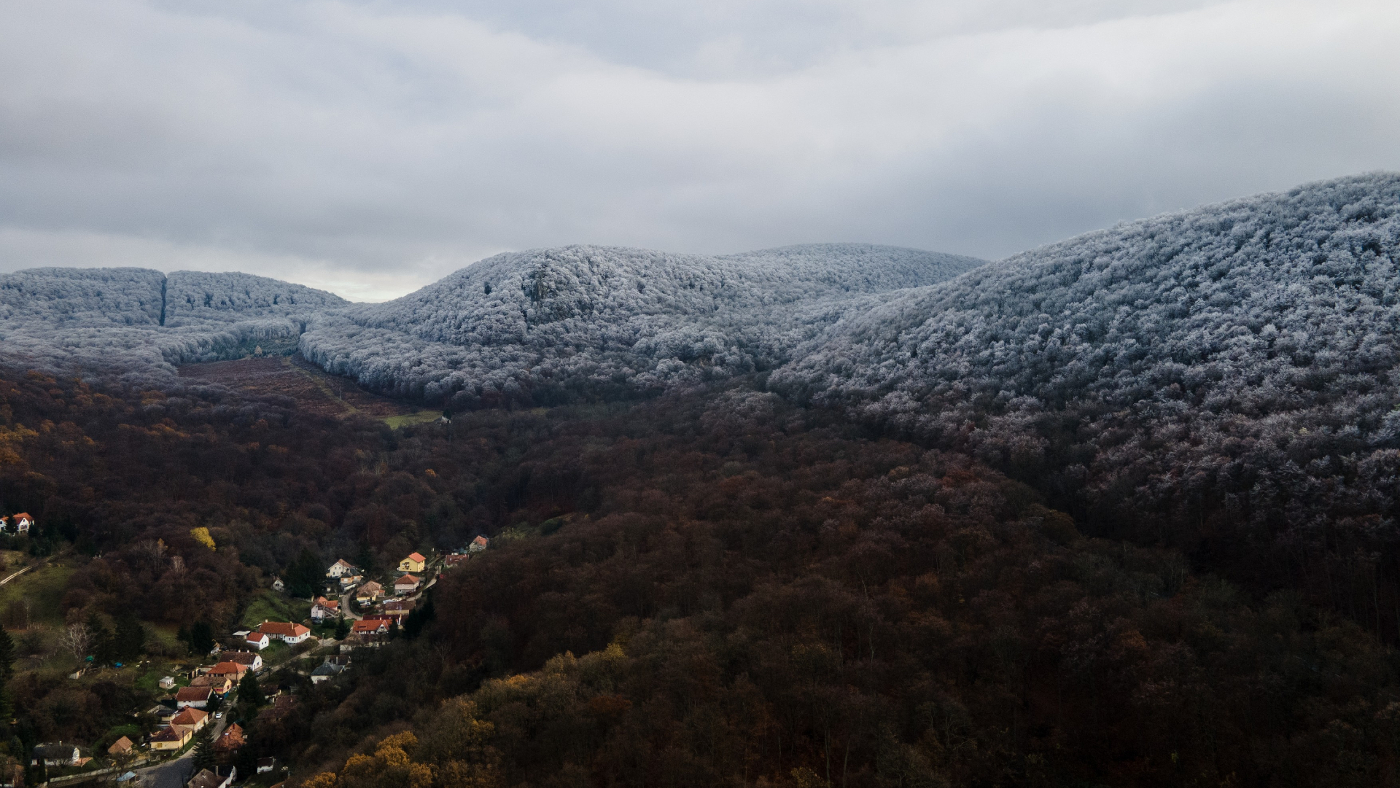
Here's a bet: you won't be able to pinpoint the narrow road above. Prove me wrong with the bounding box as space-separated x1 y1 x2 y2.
339 586 363 620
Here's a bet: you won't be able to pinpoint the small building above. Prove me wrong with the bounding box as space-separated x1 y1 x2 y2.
116 770 142 784
398 552 427 573
355 581 383 603
214 723 245 757
310 661 345 684
175 686 212 709
468 535 489 553
257 694 298 725
443 553 470 568
244 632 271 651
351 619 389 636
191 674 233 696
394 574 421 595
159 676 177 690
207 661 250 681
170 707 210 732
9 513 34 535
186 766 236 788
310 596 340 623
108 736 134 756
150 725 194 752
271 577 284 592
257 621 312 645
33 742 81 767
326 559 356 578
222 650 264 671
380 599 414 619
256 757 278 774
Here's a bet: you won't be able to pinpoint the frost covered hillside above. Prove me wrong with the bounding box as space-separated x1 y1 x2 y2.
299 243 984 405
772 173 1400 551
0 268 345 373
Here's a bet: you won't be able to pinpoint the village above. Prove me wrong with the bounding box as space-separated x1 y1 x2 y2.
6 526 490 788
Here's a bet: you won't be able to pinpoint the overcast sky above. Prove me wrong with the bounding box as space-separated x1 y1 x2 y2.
1 0 1398 301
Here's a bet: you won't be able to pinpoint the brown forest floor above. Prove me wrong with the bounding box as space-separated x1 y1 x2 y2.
177 354 414 420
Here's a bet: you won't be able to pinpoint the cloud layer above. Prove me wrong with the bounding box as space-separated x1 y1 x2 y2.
2 0 1398 300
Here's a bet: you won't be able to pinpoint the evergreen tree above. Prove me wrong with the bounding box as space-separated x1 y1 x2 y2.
0 625 13 720
189 621 215 656
403 593 435 639
334 616 350 640
286 549 323 599
87 611 115 665
191 726 216 771
237 672 265 708
114 612 145 663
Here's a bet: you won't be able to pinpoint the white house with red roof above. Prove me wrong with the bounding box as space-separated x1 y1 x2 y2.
257 621 312 645
393 574 421 595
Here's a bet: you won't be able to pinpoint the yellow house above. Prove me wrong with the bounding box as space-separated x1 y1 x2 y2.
398 552 426 573
150 724 194 751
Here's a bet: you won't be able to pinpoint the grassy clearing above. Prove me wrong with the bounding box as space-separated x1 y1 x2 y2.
383 410 442 429
0 557 74 628
241 589 309 629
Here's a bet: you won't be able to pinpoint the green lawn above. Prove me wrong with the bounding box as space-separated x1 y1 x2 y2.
382 410 443 429
240 589 309 629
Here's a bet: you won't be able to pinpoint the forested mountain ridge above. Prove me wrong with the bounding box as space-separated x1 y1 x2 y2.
772 172 1400 634
0 268 346 370
298 243 985 404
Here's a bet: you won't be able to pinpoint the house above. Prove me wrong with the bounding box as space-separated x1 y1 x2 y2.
190 674 233 696
175 686 212 709
213 723 244 756
147 705 176 724
257 694 298 725
150 725 194 751
32 743 81 767
380 599 414 619
394 574 421 595
310 661 345 684
9 513 33 535
469 535 489 552
310 596 340 623
256 757 278 774
186 766 236 788
351 619 389 636
222 650 263 671
244 631 270 650
444 553 469 568
159 676 177 690
326 559 356 578
398 552 427 573
355 580 383 602
170 707 210 732
338 573 363 590
257 621 312 645
207 661 250 681
271 577 285 592
108 736 134 756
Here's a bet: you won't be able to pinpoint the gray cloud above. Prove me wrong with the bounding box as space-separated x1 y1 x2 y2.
1 0 1397 300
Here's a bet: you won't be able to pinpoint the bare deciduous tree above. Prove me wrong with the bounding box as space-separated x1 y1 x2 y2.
59 622 91 660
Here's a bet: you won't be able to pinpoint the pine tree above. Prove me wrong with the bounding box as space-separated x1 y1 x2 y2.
114 612 145 663
0 624 13 720
87 611 115 665
192 726 216 771
189 621 214 656
287 549 323 599
334 616 350 640
237 672 265 708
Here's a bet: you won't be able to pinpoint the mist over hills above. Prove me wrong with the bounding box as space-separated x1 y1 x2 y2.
300 243 985 404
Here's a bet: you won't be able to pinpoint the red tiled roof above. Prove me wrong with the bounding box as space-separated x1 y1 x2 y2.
351 619 388 633
175 686 212 701
171 707 208 726
395 574 420 586
406 552 426 562
258 621 310 638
